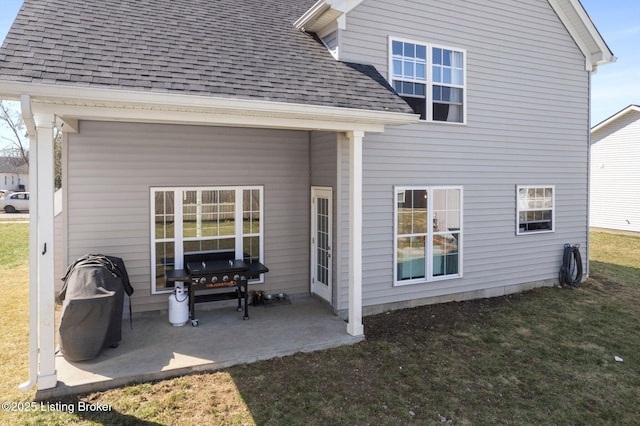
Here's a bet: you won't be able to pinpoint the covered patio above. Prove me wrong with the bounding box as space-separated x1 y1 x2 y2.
37 296 362 400
10 86 415 395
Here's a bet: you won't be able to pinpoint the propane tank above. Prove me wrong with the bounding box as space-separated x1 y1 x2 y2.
168 284 189 326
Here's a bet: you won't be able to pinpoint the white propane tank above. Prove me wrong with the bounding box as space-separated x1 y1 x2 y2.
168 285 189 326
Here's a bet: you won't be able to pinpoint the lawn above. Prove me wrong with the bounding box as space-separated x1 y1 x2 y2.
1 225 639 425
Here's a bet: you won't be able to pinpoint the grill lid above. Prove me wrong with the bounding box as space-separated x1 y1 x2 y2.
186 259 248 275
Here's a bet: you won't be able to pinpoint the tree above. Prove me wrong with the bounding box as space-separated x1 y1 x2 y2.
0 100 63 190
0 100 29 166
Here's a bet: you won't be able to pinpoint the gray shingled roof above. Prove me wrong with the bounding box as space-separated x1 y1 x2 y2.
0 0 413 114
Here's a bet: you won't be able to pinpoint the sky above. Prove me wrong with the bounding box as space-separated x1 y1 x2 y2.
0 0 638 148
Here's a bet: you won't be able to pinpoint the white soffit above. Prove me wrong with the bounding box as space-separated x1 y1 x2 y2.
294 0 364 32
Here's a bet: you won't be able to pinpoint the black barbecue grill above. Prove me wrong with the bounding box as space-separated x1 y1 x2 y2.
165 251 268 326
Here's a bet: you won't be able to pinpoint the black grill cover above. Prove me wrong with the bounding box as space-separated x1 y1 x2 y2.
58 255 134 361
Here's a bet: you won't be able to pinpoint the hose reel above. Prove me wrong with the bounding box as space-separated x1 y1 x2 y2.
559 244 583 287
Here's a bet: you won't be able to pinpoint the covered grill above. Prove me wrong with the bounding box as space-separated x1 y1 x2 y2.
166 252 268 326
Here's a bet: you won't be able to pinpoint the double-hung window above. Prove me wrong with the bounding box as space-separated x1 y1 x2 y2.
151 186 263 293
516 186 554 234
390 38 466 123
394 186 463 285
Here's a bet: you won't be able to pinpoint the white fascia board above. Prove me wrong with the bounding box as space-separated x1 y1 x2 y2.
294 0 364 33
591 105 640 134
294 0 333 31
0 80 418 132
548 0 615 71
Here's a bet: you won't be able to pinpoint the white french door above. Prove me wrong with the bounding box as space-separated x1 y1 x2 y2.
311 187 333 303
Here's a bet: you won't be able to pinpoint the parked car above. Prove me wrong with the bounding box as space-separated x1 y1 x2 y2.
0 189 12 199
0 192 29 213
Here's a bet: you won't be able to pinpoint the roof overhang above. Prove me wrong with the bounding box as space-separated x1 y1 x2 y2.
591 105 640 134
0 81 418 134
548 0 615 71
294 0 364 34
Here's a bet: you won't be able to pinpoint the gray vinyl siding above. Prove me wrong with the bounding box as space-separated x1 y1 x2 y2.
334 0 591 310
310 131 337 188
310 131 339 306
321 30 339 58
54 209 64 293
67 121 312 313
590 111 640 233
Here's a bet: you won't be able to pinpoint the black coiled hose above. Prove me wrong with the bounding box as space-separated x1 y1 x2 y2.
559 244 583 287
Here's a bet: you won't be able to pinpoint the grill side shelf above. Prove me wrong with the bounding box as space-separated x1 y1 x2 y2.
165 269 189 282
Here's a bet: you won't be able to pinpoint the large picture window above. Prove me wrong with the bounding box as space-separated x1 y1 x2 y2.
151 186 263 293
516 186 554 234
390 38 466 123
394 186 462 285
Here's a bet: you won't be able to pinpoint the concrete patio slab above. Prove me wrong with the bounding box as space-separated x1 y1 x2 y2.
36 296 362 400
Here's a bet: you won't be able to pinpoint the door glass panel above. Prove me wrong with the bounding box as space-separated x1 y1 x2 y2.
316 197 330 286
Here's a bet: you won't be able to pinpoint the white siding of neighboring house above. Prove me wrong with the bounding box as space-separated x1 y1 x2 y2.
66 121 313 313
332 0 591 312
590 110 640 233
0 172 28 191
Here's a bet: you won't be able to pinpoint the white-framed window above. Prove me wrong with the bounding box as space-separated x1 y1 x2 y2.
389 37 466 123
394 186 463 285
151 186 264 293
516 186 555 235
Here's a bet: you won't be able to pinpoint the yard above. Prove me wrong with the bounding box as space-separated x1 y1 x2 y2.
1 224 639 425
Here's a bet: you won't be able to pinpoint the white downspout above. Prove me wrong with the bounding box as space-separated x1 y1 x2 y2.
19 94 38 392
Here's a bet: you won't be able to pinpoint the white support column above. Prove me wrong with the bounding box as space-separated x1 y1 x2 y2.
34 113 57 390
20 96 38 392
347 130 364 336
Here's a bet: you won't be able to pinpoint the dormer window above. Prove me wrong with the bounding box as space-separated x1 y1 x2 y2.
390 38 466 123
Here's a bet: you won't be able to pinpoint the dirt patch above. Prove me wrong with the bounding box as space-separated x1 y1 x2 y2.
363 292 524 341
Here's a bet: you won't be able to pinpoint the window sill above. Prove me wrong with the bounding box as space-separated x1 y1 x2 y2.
393 274 461 286
516 230 555 236
417 119 467 126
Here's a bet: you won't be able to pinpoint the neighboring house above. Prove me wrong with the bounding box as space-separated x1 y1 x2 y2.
590 105 640 233
0 156 28 192
0 0 613 391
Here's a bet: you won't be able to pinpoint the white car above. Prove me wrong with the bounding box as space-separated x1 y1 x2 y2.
1 192 29 213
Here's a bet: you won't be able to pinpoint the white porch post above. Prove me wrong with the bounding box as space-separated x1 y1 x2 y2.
34 113 57 390
346 130 364 336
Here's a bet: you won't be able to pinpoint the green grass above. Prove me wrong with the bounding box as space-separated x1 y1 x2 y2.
1 227 639 425
0 222 29 269
0 223 32 425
